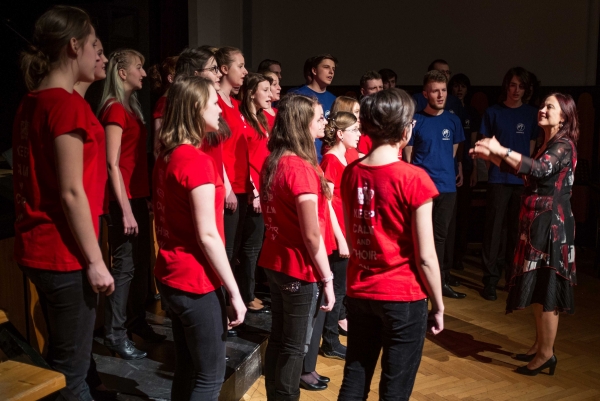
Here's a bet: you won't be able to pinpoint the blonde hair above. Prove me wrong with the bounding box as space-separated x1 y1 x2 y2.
20 6 93 91
158 76 213 160
331 96 359 115
322 112 357 148
98 49 145 122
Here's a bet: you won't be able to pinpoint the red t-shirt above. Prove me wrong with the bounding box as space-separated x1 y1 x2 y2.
345 148 359 164
12 88 104 271
259 156 332 282
320 153 346 235
153 144 225 294
265 108 277 131
200 139 225 181
341 160 439 301
218 95 249 193
245 127 269 193
100 101 150 200
152 96 167 120
76 92 108 217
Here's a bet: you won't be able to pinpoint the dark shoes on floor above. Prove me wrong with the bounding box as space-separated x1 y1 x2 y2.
446 275 462 287
442 283 466 299
516 355 557 376
106 339 147 360
320 344 346 360
482 284 497 301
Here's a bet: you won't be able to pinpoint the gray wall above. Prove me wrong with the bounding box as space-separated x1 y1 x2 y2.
189 0 600 86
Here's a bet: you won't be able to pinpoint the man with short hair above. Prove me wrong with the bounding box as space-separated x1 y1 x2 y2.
289 54 338 161
379 68 397 89
413 59 464 116
257 59 282 80
405 70 466 299
479 67 538 301
359 70 383 97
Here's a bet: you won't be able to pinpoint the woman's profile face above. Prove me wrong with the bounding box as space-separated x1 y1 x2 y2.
199 56 222 90
77 27 100 83
253 80 272 111
269 75 281 102
203 86 222 132
223 52 248 87
122 56 146 91
340 121 361 149
538 96 563 129
309 104 325 139
93 39 108 81
351 102 360 120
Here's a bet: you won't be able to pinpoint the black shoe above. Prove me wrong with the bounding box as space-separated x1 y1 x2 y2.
299 378 327 391
446 275 461 287
482 284 497 301
338 325 347 336
320 344 346 360
515 347 553 362
227 329 238 337
128 325 167 343
106 339 147 360
515 355 557 376
442 283 466 299
314 373 330 383
247 305 271 314
90 388 120 401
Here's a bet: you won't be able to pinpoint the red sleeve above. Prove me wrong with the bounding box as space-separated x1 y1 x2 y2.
408 166 439 209
357 134 372 154
177 147 217 192
321 155 340 184
100 101 127 129
288 159 319 197
48 94 89 140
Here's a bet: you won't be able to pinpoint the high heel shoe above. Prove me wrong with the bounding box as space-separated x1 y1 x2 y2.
515 355 557 376
106 339 147 360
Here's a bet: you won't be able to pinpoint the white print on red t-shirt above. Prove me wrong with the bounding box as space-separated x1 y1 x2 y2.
353 185 377 264
264 194 279 240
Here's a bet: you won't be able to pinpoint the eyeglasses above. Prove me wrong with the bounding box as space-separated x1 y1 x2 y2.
343 128 361 134
201 65 220 74
409 119 417 128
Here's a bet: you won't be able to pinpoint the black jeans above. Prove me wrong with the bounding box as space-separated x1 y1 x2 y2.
158 282 227 401
433 192 457 281
236 205 265 303
303 290 325 373
451 175 473 268
105 198 151 345
321 251 348 350
481 184 523 286
264 269 319 401
20 266 97 401
224 193 247 263
338 297 428 401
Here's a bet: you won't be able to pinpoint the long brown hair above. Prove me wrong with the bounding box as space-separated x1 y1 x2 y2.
261 94 330 199
239 72 271 138
158 76 212 160
21 5 93 91
148 56 178 95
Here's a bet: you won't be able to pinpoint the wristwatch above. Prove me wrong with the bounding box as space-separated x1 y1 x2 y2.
505 148 512 158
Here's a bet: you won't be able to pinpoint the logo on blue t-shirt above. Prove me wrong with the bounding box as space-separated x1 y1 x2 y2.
442 129 450 140
465 119 471 129
517 123 525 134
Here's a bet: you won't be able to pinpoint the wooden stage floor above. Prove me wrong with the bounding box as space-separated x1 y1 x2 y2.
242 248 600 401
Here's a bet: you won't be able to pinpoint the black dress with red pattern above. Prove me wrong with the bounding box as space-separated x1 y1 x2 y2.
504 136 577 314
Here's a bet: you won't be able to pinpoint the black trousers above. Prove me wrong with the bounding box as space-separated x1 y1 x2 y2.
338 297 428 401
264 269 320 401
20 266 97 401
481 184 523 286
432 192 457 281
158 282 227 401
236 205 265 304
303 289 325 373
451 175 473 268
105 198 151 345
321 251 348 350
224 194 247 264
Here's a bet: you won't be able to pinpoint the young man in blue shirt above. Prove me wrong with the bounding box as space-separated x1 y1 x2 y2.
405 70 467 299
480 67 538 301
413 59 465 118
289 54 338 161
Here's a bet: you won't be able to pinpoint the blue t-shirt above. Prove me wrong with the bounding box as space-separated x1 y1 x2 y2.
408 110 465 193
288 85 337 162
480 103 539 185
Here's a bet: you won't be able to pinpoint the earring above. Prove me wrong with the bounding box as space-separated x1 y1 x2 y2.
559 122 564 128
340 136 344 140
